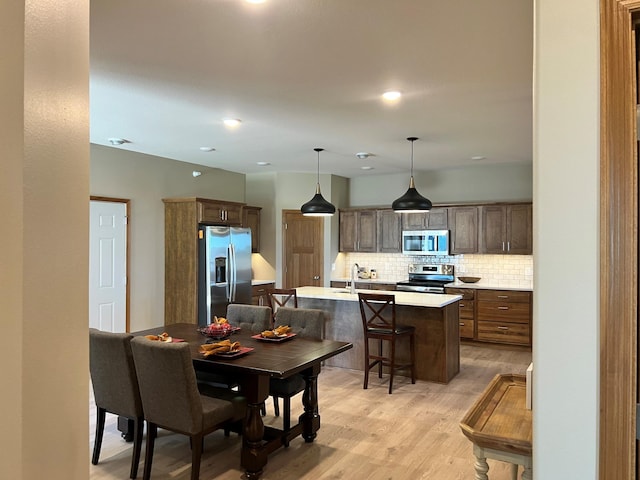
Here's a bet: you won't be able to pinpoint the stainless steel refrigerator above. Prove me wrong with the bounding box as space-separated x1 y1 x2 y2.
198 226 252 326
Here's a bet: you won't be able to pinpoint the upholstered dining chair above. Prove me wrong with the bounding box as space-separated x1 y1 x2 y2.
89 328 144 479
358 292 416 394
266 288 298 326
195 304 272 390
130 337 246 480
268 307 325 444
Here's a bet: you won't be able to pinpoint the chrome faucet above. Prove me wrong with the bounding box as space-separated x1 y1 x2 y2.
350 263 359 294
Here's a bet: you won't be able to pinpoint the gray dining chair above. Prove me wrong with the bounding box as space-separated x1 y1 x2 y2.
130 337 246 480
89 328 144 479
268 307 325 445
195 304 272 390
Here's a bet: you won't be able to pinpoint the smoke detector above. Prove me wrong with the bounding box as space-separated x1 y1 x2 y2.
108 138 128 146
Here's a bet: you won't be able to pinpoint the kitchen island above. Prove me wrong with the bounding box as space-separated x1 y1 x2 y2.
296 286 462 384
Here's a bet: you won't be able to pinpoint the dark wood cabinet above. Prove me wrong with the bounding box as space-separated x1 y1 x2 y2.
198 199 244 226
330 281 396 291
449 206 479 254
480 204 532 255
339 209 377 252
251 282 274 306
401 207 448 230
476 289 532 346
377 209 402 253
243 206 261 253
445 287 476 339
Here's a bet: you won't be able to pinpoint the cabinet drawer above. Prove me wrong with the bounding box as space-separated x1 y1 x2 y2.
446 287 475 300
330 281 347 288
368 283 396 291
477 289 531 303
459 319 475 339
477 302 530 324
458 300 475 319
477 321 530 345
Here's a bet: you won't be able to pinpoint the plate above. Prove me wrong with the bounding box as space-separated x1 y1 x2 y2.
212 346 254 358
251 333 297 342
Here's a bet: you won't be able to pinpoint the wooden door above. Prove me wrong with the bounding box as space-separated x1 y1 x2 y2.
282 210 323 288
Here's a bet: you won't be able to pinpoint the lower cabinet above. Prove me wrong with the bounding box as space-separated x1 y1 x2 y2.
476 289 532 346
445 288 475 339
446 287 532 346
329 281 396 291
251 283 274 306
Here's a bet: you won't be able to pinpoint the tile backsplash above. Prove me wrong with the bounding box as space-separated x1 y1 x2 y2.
335 252 533 287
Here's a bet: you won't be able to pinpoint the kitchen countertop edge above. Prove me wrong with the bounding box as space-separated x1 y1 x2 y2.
297 286 461 308
445 281 533 292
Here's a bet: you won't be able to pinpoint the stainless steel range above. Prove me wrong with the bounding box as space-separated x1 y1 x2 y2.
396 264 455 294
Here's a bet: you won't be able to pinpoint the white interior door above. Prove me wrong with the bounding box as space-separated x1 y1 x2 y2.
89 200 127 332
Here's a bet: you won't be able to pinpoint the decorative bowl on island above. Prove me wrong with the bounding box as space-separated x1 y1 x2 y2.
458 276 481 283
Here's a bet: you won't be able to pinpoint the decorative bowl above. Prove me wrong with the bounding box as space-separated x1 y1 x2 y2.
458 276 481 283
198 323 234 339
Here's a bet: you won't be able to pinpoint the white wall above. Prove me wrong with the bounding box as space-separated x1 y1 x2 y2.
1 1 90 478
350 163 532 206
91 145 246 331
533 1 599 478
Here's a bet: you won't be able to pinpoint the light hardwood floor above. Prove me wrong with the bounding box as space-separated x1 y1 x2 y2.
90 344 531 479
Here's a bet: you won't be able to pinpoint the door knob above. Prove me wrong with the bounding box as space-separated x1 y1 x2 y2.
313 275 320 280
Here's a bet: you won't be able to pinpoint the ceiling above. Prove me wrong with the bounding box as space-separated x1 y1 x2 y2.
90 0 533 179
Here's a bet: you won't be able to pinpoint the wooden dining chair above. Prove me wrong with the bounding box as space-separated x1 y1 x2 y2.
268 307 324 445
130 337 246 480
89 328 144 479
358 292 416 394
266 288 298 326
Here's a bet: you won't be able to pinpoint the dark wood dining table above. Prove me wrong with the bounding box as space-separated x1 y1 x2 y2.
133 323 352 480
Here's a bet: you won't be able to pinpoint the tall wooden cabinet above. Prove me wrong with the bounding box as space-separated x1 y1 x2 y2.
163 197 248 325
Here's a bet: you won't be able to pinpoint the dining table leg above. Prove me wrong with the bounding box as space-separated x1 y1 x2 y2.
241 374 270 480
300 363 321 443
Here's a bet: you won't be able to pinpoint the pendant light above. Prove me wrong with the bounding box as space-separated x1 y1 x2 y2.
392 137 432 212
301 148 336 216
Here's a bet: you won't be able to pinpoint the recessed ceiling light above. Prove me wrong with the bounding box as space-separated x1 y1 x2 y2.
223 118 242 127
471 155 486 160
192 171 202 177
361 166 374 170
199 146 215 152
108 138 128 146
256 161 271 166
356 152 371 159
382 91 402 101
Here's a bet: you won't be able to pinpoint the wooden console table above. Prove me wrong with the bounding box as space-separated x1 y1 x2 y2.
460 374 532 480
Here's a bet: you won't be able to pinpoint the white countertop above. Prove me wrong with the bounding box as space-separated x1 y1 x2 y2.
445 280 533 291
252 280 275 286
330 277 397 284
296 286 461 308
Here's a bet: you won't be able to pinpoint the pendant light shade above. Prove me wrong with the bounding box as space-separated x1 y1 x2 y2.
392 137 432 212
301 148 336 216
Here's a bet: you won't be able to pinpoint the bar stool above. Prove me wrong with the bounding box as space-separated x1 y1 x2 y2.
358 292 416 394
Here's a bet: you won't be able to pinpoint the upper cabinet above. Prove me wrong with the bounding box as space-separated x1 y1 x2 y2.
243 206 261 253
480 204 532 255
198 199 244 226
401 207 448 230
449 206 479 254
377 209 402 253
339 209 377 252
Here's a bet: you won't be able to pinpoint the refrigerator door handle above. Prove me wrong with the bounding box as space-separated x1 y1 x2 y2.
229 243 237 302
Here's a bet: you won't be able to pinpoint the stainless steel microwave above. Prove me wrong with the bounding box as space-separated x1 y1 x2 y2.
402 230 450 256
